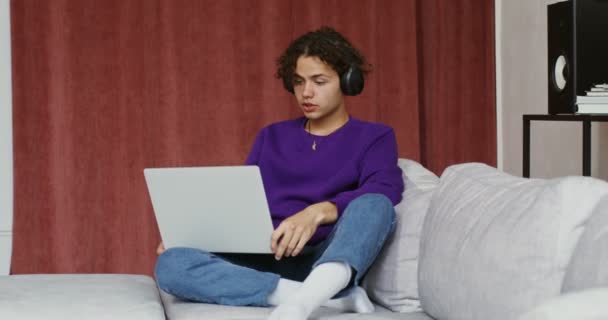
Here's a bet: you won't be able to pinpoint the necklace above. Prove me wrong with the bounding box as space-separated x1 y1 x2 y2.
306 120 323 151
305 117 349 151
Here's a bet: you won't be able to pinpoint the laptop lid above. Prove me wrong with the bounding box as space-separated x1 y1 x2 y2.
144 165 274 254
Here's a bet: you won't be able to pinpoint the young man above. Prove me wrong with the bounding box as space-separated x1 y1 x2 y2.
155 26 404 320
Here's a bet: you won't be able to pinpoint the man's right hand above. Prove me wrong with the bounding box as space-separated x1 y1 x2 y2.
156 242 165 255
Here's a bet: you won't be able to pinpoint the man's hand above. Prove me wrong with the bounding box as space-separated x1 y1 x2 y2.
271 201 338 260
156 242 165 255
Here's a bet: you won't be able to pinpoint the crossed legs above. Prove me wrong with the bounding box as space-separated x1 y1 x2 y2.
155 193 395 319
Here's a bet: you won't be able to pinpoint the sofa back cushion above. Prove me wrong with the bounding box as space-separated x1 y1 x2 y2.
362 159 439 312
562 194 608 293
418 163 608 320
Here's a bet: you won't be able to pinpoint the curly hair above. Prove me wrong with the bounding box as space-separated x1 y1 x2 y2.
276 26 372 92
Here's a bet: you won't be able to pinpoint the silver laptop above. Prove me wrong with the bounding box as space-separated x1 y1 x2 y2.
144 166 274 254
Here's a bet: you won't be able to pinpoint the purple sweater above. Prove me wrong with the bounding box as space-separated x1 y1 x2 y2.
246 116 404 244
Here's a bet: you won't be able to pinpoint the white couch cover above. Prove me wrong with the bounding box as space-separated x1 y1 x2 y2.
0 274 165 320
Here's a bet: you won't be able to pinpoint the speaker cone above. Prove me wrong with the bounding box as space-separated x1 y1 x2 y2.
552 54 569 92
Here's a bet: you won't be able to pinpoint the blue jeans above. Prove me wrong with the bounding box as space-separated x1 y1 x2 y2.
155 193 396 307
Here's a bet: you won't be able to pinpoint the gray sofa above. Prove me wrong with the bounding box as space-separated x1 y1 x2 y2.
1 159 607 320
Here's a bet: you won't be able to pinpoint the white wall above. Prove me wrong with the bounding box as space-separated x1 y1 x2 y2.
495 0 504 171
1 0 13 275
498 0 608 180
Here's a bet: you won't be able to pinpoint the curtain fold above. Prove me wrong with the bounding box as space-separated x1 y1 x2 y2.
417 0 496 173
10 0 494 274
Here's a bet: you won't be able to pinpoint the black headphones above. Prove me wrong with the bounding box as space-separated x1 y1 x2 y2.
283 30 366 96
340 64 365 96
284 64 365 96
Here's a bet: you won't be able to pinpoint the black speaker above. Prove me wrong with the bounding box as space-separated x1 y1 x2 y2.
547 0 608 114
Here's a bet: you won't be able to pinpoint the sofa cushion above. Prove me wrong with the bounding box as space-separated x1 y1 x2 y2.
160 290 434 320
418 163 608 320
0 274 165 320
362 159 439 312
516 288 608 320
562 194 608 292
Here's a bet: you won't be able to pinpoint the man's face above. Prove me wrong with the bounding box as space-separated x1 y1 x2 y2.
293 55 345 122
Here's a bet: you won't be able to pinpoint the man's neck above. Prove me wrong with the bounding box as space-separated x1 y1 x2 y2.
308 111 349 136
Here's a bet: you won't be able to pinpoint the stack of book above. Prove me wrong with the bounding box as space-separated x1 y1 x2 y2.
576 84 608 114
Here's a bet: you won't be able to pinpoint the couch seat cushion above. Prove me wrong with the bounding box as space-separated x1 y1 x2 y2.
160 290 434 320
0 274 165 320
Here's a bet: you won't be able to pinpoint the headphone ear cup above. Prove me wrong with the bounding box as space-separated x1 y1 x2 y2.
340 65 364 96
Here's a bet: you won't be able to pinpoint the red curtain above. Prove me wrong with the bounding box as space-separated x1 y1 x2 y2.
10 0 495 275
417 1 496 171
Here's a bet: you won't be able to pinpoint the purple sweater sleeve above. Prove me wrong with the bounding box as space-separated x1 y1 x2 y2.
329 129 404 214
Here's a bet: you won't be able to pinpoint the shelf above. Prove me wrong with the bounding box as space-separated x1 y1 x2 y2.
523 114 607 177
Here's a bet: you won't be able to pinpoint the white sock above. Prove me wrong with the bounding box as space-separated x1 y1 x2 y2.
267 278 302 306
268 262 367 320
267 278 374 313
322 286 374 313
